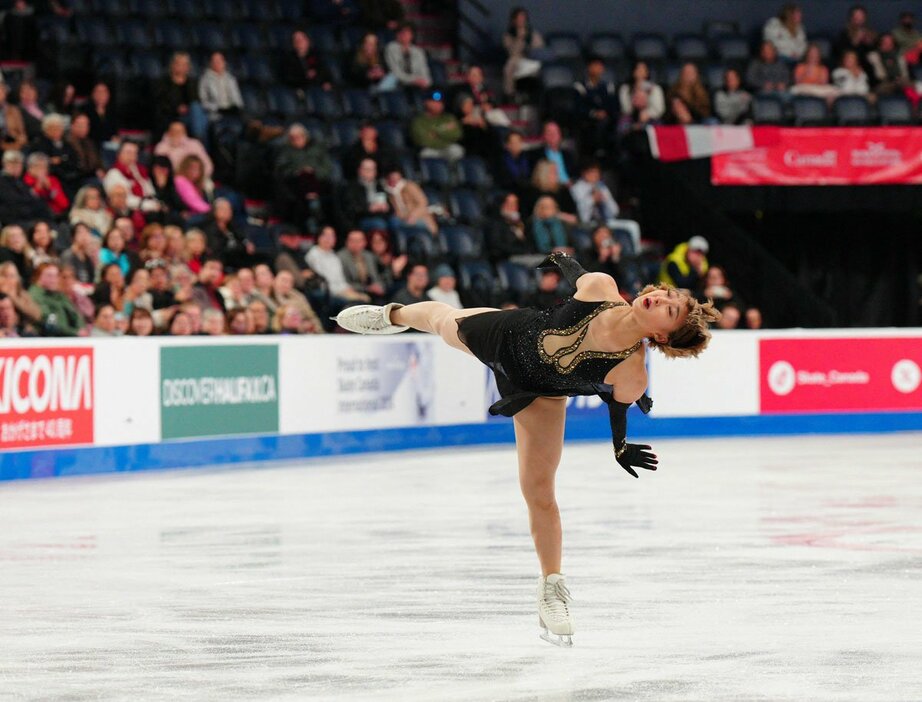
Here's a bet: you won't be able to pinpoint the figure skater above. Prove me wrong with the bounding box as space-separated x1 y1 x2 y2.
335 253 720 646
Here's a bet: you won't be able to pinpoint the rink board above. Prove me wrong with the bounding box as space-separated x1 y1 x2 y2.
1 330 921 480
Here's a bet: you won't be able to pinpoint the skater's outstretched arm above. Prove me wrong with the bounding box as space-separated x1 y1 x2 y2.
606 398 658 478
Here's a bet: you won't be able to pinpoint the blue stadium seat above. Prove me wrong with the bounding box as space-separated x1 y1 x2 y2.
496 261 538 298
428 59 448 87
308 25 340 55
129 50 164 80
166 0 203 20
397 152 418 181
194 23 228 52
241 54 274 84
240 0 276 21
266 85 302 119
379 91 412 120
40 16 72 44
343 89 376 119
329 157 344 183
449 189 485 224
674 33 709 62
811 35 833 62
714 35 750 64
307 87 343 120
115 18 151 47
153 20 192 49
632 33 669 64
703 21 740 40
540 63 575 89
240 84 267 117
752 94 786 124
420 157 453 187
323 56 344 85
340 25 368 54
663 63 682 87
833 95 872 125
792 95 829 126
70 0 93 13
204 0 241 20
442 225 482 259
877 94 913 125
96 0 130 17
331 119 360 149
276 0 303 21
267 23 293 51
570 227 594 257
587 33 626 61
230 23 265 52
422 184 448 212
458 260 496 297
457 156 492 189
93 49 131 79
396 228 440 260
376 121 407 150
546 32 582 61
76 17 116 47
134 0 167 17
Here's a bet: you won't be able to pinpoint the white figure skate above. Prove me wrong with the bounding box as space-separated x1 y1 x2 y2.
537 573 574 647
333 304 409 334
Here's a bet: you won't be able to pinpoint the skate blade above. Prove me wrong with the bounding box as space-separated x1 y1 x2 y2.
539 630 573 648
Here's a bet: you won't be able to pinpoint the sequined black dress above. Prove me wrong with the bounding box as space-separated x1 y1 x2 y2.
456 298 641 417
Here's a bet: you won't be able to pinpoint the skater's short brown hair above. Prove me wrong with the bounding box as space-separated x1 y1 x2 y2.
641 283 721 359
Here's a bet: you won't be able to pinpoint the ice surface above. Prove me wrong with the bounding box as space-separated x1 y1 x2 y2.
1 434 921 701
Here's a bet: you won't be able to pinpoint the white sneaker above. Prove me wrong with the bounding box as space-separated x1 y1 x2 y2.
537 573 574 647
333 304 409 334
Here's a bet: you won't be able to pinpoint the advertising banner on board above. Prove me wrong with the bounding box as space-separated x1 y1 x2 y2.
712 127 922 186
760 337 922 413
0 347 94 449
160 345 279 439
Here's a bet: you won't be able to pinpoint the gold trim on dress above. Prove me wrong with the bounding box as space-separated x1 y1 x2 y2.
537 301 641 375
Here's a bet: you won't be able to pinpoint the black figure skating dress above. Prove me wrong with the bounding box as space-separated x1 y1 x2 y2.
457 297 641 417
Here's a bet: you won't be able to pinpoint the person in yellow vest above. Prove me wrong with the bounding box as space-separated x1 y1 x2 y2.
659 235 709 290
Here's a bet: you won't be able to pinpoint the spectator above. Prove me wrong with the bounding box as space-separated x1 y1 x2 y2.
350 31 398 93
763 3 808 63
1 0 39 62
306 225 370 302
252 263 276 310
69 185 112 237
247 299 272 334
198 51 244 122
411 89 464 162
274 229 317 290
0 150 52 223
60 222 97 285
85 82 118 146
338 229 386 301
698 264 738 308
203 198 254 269
668 63 713 121
218 271 245 310
191 256 226 313
717 302 741 329
0 82 27 152
792 44 837 99
17 81 45 141
529 196 572 254
832 50 870 95
527 269 565 309
126 307 154 336
123 266 152 318
868 34 911 96
495 130 532 192
342 123 397 178
391 262 431 305
168 310 193 336
174 155 213 215
171 265 196 306
139 223 167 263
383 166 438 235
67 113 104 181
368 229 408 291
59 264 95 325
570 160 619 227
487 192 534 263
659 235 709 290
536 121 575 186
226 307 252 335
455 94 492 159
103 141 155 211
502 6 544 99
893 11 922 54
275 123 333 227
23 153 69 217
114 216 140 255
0 291 28 337
0 224 33 282
281 30 333 91
835 5 878 69
154 51 207 141
183 228 208 274
426 264 462 308
384 22 432 89
90 304 120 336
618 61 667 130
28 221 57 268
163 224 185 265
714 68 753 124
149 155 186 221
99 228 133 278
0 259 41 327
34 113 80 195
271 303 305 334
148 261 177 312
574 56 619 159
50 82 76 119
270 268 324 332
457 65 508 127
341 158 392 230
585 225 625 287
234 267 260 306
201 308 226 335
29 262 84 336
746 41 792 93
745 307 763 329
522 160 578 223
105 183 145 234
154 121 214 180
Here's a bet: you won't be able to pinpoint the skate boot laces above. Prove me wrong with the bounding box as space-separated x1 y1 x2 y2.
542 578 572 620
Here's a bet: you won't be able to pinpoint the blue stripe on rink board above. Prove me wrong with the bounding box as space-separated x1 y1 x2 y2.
3 411 922 481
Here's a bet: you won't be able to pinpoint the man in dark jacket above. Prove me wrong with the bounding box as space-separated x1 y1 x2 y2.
574 56 619 160
154 51 208 141
0 150 53 224
280 31 332 91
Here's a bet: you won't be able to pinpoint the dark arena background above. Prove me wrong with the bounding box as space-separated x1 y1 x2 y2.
1 1 920 699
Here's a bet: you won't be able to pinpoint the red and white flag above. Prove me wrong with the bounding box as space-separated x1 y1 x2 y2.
647 125 780 162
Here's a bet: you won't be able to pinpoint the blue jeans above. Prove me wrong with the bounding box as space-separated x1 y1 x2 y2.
181 102 209 144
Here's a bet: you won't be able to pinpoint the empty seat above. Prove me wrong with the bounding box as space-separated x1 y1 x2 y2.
496 261 537 298
308 25 340 54
153 20 191 49
457 156 491 189
704 63 728 89
714 35 750 64
570 227 594 256
833 95 872 125
449 189 485 224
674 33 709 62
166 0 203 20
134 0 167 17
276 0 303 21
792 95 829 125
663 63 682 87
397 152 418 181
632 33 669 63
877 94 913 125
96 0 131 16
76 17 116 47
129 50 164 80
240 84 267 117
379 91 412 120
330 119 359 148
428 59 448 87
307 87 343 120
194 22 228 52
752 94 786 124
343 89 376 119
420 157 452 187
396 228 440 260
458 260 496 295
703 20 740 40
442 225 482 259
230 23 265 52
203 0 241 20
422 184 448 212
241 53 274 84
93 49 131 79
266 85 302 119
546 32 582 61
376 121 406 150
540 63 575 89
115 18 150 47
587 33 626 61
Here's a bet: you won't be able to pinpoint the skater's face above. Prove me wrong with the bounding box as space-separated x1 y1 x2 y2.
633 288 689 342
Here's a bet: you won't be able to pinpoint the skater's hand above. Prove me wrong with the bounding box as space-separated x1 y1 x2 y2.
615 442 657 478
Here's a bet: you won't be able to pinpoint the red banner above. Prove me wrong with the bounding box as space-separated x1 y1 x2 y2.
712 127 922 185
760 338 922 413
0 347 95 449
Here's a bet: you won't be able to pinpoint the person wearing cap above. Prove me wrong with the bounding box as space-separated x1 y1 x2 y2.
384 22 431 89
0 150 53 224
658 236 710 291
426 264 462 309
411 89 465 162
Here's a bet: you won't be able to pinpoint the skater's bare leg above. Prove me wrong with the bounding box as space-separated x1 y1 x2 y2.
390 301 498 354
513 397 566 576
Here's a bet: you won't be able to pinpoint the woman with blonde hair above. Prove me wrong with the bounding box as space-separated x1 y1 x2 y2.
524 160 577 224
0 223 35 281
336 252 720 648
69 185 112 237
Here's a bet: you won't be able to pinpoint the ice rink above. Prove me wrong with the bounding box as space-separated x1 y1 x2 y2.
2 433 921 701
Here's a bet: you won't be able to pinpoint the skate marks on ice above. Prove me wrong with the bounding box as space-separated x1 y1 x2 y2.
0 433 921 701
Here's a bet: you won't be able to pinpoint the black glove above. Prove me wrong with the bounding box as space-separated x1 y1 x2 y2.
615 441 658 478
537 252 588 287
635 392 653 414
